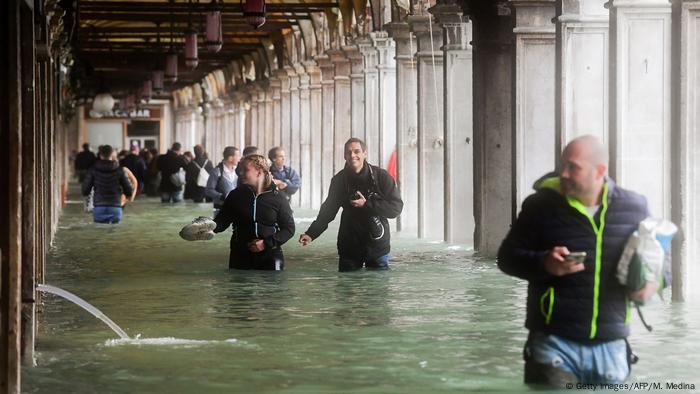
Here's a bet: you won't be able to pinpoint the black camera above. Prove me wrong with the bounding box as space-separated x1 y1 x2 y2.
350 191 362 201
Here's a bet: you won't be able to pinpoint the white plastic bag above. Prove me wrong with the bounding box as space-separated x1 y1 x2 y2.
196 160 210 187
617 218 677 298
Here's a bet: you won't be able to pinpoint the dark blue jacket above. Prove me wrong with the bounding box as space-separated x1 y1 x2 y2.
498 175 648 342
270 165 301 200
82 160 133 207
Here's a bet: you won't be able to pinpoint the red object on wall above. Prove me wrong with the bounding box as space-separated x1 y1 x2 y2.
387 150 397 181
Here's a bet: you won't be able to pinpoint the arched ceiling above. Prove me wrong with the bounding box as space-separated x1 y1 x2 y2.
71 0 341 98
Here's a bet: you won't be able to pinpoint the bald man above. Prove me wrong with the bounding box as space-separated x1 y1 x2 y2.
498 135 649 387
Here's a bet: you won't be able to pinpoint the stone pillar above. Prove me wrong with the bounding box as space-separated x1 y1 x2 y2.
289 67 302 206
372 31 397 170
386 21 419 236
307 63 324 209
511 0 557 206
299 63 313 209
609 0 672 220
317 55 336 201
432 1 474 245
231 100 240 151
256 83 268 150
344 44 366 143
329 49 352 172
264 84 274 151
359 36 380 163
472 2 514 256
410 14 446 240
234 92 248 149
672 0 700 301
247 85 259 147
270 76 282 147
279 69 292 153
555 0 609 151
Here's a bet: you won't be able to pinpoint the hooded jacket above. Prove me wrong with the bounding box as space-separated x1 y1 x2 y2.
305 162 403 260
82 160 133 207
213 183 295 252
498 174 648 342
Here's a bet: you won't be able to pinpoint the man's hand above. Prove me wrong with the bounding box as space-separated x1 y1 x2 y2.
273 179 288 190
299 233 313 246
248 239 265 253
544 246 585 276
350 191 367 208
630 281 659 303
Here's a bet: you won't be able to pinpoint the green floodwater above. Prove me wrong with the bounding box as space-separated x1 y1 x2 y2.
22 188 700 393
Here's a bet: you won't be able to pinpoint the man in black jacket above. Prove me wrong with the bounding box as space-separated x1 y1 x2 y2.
157 142 187 203
299 138 403 271
498 135 651 387
75 143 97 182
120 144 147 194
82 145 133 224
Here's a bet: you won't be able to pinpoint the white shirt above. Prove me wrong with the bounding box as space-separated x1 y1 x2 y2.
222 163 237 185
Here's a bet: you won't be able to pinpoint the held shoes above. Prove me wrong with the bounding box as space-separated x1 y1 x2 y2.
179 216 217 241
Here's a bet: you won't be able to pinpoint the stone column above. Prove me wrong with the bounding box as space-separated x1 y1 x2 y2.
237 92 249 149
555 0 609 150
410 13 446 240
609 0 672 220
264 85 274 152
299 63 313 209
359 36 380 163
256 83 268 151
289 66 302 204
432 1 474 245
269 76 282 147
386 21 419 236
231 100 240 151
343 44 366 143
279 68 292 153
306 63 324 209
511 0 557 206
472 2 514 256
329 49 352 172
247 85 259 147
672 0 700 301
372 31 397 170
317 54 336 201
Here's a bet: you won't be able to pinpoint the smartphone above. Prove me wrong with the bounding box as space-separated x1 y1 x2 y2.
565 251 586 264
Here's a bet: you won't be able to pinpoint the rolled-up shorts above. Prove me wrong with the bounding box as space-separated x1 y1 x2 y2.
524 331 630 387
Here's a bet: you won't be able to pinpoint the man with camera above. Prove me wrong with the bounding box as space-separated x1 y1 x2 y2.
497 135 652 387
299 138 403 271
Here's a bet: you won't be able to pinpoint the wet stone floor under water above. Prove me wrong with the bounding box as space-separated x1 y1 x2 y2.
22 190 700 393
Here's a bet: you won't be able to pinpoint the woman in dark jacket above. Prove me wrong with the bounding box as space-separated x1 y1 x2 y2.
213 154 295 270
185 145 214 202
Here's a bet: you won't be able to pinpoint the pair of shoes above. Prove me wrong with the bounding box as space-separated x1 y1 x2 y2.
179 217 217 241
369 216 384 240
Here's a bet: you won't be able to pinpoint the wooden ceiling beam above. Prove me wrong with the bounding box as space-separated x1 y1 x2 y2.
80 27 271 36
78 12 308 23
78 1 337 13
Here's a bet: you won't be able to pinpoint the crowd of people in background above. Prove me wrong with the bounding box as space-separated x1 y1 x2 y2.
75 140 305 223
